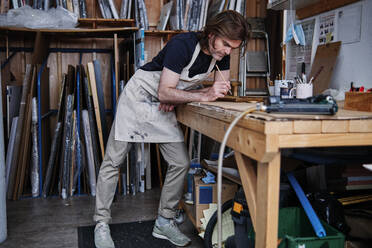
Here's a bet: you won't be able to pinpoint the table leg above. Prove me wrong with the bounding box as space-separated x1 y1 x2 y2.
255 152 281 248
235 152 257 228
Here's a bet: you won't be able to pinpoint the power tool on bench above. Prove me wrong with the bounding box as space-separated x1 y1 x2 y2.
260 94 338 115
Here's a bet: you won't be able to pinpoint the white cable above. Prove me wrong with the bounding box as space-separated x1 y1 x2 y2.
217 107 257 248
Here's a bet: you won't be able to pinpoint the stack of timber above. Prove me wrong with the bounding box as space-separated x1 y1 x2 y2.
327 164 372 191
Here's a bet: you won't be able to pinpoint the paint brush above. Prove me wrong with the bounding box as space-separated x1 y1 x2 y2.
215 64 232 95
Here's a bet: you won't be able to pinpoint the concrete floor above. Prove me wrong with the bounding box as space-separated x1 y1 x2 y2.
1 188 204 248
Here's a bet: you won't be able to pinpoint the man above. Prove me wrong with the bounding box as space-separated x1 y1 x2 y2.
94 10 251 248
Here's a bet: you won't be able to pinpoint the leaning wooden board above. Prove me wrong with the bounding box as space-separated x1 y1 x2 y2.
87 62 106 158
93 60 109 147
310 41 341 95
7 65 32 199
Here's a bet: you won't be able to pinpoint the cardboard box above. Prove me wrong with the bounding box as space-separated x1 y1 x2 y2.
344 92 372 112
193 174 238 229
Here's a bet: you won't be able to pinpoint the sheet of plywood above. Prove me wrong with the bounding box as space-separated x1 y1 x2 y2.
310 41 341 95
7 65 33 199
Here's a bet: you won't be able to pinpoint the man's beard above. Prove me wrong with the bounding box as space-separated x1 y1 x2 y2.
208 43 224 60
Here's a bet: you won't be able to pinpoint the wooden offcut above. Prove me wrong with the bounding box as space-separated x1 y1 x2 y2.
87 62 105 158
344 92 372 112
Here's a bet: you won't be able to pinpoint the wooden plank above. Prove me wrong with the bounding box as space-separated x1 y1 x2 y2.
85 0 96 18
0 0 9 13
32 32 50 65
78 18 135 27
9 39 25 84
144 0 162 27
16 66 38 199
40 67 50 183
145 36 162 63
255 153 281 248
7 64 32 199
114 33 119 100
176 107 278 162
349 120 372 133
265 121 293 134
230 48 240 81
93 60 109 146
310 42 341 95
278 133 372 148
81 65 101 175
322 120 349 133
293 120 322 134
95 40 112 114
297 0 360 20
87 62 105 158
234 152 257 229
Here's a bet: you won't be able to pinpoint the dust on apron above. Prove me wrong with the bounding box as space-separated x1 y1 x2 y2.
114 43 216 143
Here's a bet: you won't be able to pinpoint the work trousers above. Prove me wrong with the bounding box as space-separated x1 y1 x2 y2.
93 124 190 224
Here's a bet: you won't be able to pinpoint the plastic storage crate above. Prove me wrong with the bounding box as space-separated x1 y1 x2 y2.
250 207 345 248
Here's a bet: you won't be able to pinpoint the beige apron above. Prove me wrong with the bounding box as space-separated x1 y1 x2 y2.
114 43 216 143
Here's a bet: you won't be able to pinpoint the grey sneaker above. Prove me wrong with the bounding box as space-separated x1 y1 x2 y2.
152 220 191 246
94 222 115 248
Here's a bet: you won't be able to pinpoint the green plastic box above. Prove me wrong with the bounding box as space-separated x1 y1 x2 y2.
250 207 345 248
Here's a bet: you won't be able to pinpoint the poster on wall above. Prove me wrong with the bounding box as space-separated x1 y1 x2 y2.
318 12 337 44
286 18 315 80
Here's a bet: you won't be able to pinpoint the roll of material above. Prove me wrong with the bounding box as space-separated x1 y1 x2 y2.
287 172 326 238
0 72 7 243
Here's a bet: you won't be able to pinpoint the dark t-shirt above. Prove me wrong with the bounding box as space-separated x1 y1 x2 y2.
140 32 230 78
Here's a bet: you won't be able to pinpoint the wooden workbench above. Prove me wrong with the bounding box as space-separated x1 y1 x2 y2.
176 101 372 248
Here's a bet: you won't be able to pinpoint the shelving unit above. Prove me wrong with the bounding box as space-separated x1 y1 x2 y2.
0 26 138 199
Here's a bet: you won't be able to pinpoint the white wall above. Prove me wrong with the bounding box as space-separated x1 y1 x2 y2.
329 0 372 91
286 0 372 92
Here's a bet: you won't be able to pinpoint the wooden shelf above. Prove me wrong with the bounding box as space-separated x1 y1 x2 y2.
78 18 136 29
144 30 187 36
0 26 138 38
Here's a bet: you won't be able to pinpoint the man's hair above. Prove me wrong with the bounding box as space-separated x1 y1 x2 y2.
198 10 251 54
